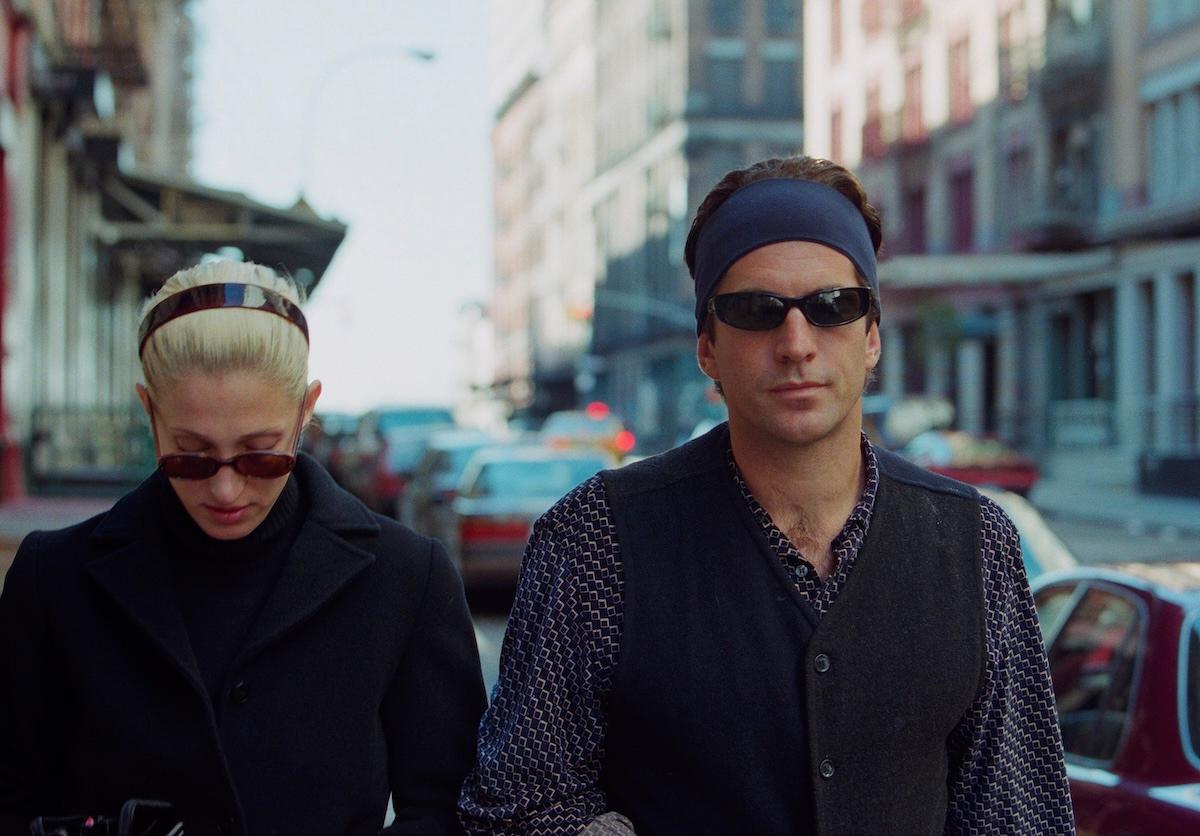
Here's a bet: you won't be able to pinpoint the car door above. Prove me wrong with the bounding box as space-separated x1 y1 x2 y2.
1035 581 1147 833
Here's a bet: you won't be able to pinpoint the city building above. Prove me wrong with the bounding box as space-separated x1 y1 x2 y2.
1 0 345 496
491 0 803 451
805 0 1200 497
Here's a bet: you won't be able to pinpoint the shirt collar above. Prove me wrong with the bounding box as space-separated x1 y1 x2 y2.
727 432 879 543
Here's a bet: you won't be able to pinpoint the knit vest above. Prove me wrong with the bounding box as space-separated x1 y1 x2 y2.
599 424 985 836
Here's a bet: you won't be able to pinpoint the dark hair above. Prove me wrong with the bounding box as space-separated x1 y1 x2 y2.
688 155 882 335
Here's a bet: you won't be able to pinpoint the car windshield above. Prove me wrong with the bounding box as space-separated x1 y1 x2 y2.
542 413 620 437
377 409 454 432
470 457 606 498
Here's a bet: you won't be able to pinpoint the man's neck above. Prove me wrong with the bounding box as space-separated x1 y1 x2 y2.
728 418 866 568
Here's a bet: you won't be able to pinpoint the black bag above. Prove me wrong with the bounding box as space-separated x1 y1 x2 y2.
30 799 184 836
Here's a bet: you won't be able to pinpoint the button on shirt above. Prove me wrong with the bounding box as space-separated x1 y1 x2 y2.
459 436 1075 834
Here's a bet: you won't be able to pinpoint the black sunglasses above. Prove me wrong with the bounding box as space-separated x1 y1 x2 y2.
149 400 305 480
709 287 872 331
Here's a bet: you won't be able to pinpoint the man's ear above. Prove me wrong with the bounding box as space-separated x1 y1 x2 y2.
697 333 719 382
865 321 881 370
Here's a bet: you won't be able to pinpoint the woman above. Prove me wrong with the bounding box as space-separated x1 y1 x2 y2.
0 262 486 835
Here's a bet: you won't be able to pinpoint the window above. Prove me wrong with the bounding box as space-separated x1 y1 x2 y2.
831 0 843 61
950 166 974 253
1185 615 1200 762
1147 89 1200 205
709 0 743 33
902 60 923 141
998 8 1029 102
1042 586 1141 761
862 0 883 35
1034 585 1079 645
863 84 884 158
763 58 799 115
902 186 926 254
948 36 972 122
765 0 798 35
1005 146 1032 230
708 56 744 114
830 105 843 162
1149 0 1200 35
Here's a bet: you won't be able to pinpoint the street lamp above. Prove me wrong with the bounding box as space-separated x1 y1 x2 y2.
298 44 435 201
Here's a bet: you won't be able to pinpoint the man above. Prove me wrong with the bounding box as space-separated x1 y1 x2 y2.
459 156 1074 835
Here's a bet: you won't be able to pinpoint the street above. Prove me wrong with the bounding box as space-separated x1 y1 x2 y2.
1 493 1197 698
1050 516 1200 565
466 511 1200 696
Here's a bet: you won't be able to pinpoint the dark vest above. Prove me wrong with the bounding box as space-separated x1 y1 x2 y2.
599 424 985 836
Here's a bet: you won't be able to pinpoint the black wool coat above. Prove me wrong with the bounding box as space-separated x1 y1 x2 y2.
0 454 486 836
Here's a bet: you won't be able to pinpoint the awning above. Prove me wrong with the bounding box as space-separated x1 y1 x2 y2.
878 249 1116 290
93 168 347 292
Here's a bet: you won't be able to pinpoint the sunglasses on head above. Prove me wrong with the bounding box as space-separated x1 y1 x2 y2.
709 287 872 331
149 400 305 481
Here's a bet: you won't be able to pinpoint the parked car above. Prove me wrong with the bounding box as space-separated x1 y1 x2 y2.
979 488 1076 581
902 429 1040 495
540 403 636 460
339 405 456 515
1032 561 1200 832
303 411 360 486
452 446 611 587
398 427 499 545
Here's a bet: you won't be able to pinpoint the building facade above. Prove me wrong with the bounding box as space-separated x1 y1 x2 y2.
806 0 1200 495
491 0 804 451
1 0 345 496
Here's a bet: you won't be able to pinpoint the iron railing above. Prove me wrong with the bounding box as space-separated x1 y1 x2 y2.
28 405 155 495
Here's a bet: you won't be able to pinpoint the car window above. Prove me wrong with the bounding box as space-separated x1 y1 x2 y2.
376 409 454 432
542 414 620 437
1045 586 1141 761
1034 585 1079 647
470 458 606 498
1185 614 1200 765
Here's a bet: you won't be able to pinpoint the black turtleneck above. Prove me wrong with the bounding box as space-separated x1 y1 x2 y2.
153 471 305 713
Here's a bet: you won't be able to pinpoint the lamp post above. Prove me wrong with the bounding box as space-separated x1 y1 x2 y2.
298 44 435 201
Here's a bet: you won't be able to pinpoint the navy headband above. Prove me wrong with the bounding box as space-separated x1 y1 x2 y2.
691 178 879 334
138 283 309 356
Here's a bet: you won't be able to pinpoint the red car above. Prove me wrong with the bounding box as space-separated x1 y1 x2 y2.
452 445 612 589
1032 562 1200 832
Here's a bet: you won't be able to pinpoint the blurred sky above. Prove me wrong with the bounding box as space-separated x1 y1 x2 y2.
190 0 492 412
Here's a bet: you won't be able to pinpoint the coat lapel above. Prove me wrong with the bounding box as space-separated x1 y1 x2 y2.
237 455 380 662
86 539 207 697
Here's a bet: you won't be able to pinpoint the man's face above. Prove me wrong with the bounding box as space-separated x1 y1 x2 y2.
697 240 880 451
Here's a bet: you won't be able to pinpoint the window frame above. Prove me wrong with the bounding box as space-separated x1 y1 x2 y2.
1038 579 1148 766
1177 605 1200 771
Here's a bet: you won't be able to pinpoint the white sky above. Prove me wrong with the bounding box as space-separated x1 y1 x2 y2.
191 0 492 412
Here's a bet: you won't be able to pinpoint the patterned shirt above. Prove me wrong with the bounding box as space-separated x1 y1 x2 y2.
459 438 1075 835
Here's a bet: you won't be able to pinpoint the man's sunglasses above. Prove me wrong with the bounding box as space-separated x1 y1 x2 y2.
149 400 305 480
709 287 872 331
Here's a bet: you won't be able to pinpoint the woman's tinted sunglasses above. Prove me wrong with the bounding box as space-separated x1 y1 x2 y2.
709 287 872 331
149 400 305 480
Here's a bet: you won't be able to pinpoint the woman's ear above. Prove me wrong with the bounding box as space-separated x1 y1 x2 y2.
135 383 151 418
303 380 323 426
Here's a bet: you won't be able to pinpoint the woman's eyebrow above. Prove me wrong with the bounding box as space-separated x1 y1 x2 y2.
168 426 286 442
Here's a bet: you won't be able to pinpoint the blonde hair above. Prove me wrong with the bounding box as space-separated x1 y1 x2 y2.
139 261 309 400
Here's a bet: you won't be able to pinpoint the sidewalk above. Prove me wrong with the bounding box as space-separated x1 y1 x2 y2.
1030 478 1200 537
0 495 116 578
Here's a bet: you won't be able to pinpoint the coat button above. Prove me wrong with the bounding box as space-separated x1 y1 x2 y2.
813 653 831 673
819 758 835 779
231 681 249 705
